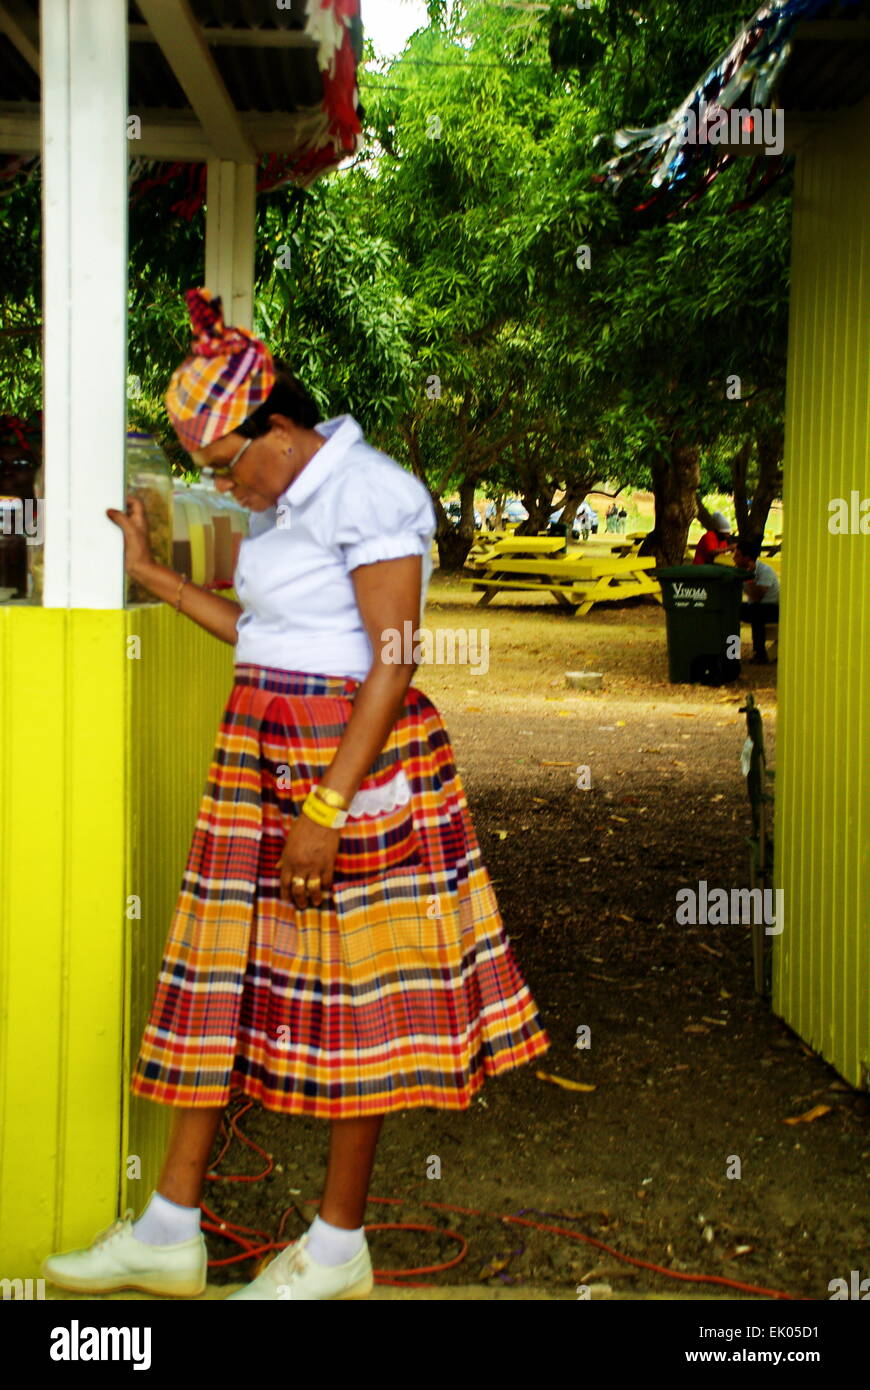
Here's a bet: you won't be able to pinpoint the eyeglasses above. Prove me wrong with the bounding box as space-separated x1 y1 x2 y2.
201 435 254 480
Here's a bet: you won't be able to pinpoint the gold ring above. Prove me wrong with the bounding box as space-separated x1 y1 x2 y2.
291 876 306 888
307 876 321 888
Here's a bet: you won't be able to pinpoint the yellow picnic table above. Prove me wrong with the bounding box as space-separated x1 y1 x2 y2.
468 534 567 561
465 548 663 616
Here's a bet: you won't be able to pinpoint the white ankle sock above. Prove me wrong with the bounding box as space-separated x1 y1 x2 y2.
306 1214 365 1266
132 1191 201 1246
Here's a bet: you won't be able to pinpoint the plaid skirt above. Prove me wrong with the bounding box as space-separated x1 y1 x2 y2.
130 664 550 1118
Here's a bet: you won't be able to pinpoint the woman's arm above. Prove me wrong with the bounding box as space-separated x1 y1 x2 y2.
278 554 423 911
108 495 242 645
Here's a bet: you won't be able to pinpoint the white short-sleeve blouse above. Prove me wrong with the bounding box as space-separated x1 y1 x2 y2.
233 414 436 680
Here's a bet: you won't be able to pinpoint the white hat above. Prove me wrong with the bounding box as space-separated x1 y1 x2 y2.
711 511 732 533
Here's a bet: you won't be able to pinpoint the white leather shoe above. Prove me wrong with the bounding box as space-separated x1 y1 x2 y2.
226 1230 373 1301
41 1211 207 1297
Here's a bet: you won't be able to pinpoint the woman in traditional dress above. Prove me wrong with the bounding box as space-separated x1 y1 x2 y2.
42 290 549 1301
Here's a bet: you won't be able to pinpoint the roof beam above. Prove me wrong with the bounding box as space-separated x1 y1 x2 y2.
128 22 316 49
0 0 40 74
0 104 330 160
134 0 256 163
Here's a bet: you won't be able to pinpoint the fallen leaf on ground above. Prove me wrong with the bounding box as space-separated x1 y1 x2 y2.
784 1104 832 1125
697 943 723 958
702 1016 728 1027
684 1024 710 1035
536 1070 597 1093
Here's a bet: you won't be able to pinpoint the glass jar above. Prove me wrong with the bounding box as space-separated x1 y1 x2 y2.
125 433 174 606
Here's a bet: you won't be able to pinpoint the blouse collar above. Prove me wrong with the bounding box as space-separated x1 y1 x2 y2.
280 414 363 507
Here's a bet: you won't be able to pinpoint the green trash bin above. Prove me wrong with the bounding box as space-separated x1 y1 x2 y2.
654 564 744 685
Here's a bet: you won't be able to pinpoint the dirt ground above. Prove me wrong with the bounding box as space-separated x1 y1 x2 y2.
203 575 868 1299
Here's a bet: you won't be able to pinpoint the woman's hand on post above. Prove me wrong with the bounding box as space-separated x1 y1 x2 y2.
106 494 154 579
279 816 340 910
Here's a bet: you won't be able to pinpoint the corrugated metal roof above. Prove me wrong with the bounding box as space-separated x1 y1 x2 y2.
0 1 363 116
782 2 870 111
0 31 39 103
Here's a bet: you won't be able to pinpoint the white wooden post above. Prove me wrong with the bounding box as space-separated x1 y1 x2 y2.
205 160 256 331
41 0 128 609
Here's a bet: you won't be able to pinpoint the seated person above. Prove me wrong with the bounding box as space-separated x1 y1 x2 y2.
734 536 780 664
693 511 734 564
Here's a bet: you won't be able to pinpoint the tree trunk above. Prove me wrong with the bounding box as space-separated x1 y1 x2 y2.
435 478 478 571
651 437 701 566
516 491 552 535
437 525 474 570
558 473 599 536
746 427 783 542
728 439 753 537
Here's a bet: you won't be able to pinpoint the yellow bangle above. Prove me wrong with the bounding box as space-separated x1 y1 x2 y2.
313 785 349 812
302 792 347 830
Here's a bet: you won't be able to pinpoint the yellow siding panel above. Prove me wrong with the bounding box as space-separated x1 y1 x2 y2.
775 98 870 1088
0 605 233 1277
122 607 234 1209
0 608 126 1275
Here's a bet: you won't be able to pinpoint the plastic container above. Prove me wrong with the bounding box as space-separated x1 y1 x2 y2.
125 433 173 605
203 490 248 583
172 488 213 588
174 484 249 588
189 483 232 584
654 564 745 685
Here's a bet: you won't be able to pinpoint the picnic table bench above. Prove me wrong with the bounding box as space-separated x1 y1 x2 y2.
464 546 663 616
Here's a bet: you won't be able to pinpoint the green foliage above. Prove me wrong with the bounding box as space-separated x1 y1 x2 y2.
0 0 789 550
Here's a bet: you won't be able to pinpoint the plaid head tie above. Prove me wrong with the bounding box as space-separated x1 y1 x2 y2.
164 288 276 453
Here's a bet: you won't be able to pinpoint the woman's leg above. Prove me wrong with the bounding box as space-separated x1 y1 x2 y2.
318 1115 385 1228
155 1105 225 1208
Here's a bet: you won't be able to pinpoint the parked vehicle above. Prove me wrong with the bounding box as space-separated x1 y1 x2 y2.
549 503 599 540
444 500 483 528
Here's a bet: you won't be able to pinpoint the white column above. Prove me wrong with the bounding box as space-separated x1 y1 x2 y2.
205 160 256 330
41 0 128 608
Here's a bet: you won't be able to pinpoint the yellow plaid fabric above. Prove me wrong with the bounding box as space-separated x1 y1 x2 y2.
164 288 276 452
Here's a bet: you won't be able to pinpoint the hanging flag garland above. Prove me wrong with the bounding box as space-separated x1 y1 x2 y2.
601 0 862 216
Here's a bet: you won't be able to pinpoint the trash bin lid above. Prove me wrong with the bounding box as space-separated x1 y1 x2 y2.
653 564 744 583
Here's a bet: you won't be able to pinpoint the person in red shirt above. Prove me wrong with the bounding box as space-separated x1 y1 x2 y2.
693 511 734 564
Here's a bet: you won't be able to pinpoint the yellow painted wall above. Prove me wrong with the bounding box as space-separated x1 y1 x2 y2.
122 607 234 1211
0 605 233 1276
775 97 870 1089
0 608 127 1277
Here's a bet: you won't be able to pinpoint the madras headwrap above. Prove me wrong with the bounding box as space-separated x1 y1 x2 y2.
164 288 276 452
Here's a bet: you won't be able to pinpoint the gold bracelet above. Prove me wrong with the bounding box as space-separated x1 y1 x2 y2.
312 784 349 812
174 574 188 614
302 791 347 830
